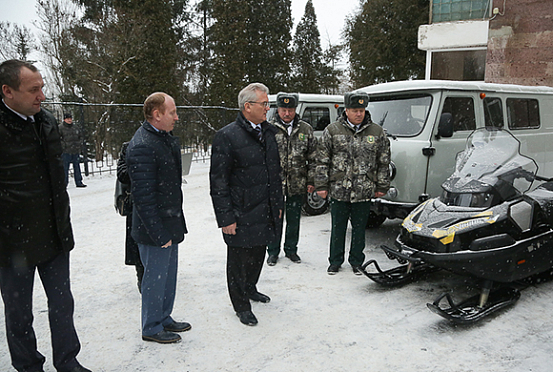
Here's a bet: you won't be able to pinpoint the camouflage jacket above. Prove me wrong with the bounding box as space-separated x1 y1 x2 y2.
270 114 317 196
315 112 391 203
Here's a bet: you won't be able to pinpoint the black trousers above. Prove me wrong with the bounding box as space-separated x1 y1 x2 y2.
0 253 81 372
226 245 266 313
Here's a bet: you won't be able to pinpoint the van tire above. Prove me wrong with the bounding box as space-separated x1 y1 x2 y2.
366 211 386 228
302 191 329 216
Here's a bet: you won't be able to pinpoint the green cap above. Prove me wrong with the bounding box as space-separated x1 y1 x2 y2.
344 92 369 108
276 93 299 108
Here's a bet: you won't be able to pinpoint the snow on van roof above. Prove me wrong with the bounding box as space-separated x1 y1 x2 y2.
356 80 553 95
268 93 344 103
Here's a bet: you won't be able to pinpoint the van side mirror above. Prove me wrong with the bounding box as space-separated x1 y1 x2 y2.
436 113 453 139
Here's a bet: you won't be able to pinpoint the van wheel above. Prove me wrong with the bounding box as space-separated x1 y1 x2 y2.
366 211 386 228
302 191 329 216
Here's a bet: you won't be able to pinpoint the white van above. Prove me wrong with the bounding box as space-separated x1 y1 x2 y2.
356 80 553 227
268 93 344 215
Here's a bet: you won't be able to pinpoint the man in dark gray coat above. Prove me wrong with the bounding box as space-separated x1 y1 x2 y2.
59 112 86 187
210 83 283 326
126 92 190 344
0 60 91 372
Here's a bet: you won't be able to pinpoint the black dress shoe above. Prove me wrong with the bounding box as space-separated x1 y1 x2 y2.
236 310 258 326
248 291 270 303
327 264 340 275
267 255 278 266
142 330 181 344
352 266 363 276
164 320 191 332
285 252 301 263
76 184 87 188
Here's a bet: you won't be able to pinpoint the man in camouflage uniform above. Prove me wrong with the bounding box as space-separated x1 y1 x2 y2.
315 92 390 275
266 93 317 266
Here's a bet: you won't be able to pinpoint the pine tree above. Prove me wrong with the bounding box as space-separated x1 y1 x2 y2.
345 0 429 87
290 0 323 93
209 0 293 108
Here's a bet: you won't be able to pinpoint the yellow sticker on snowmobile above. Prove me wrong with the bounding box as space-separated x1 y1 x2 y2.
432 214 499 244
440 233 455 245
403 218 422 232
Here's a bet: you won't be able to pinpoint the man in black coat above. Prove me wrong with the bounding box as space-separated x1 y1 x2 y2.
0 60 91 372
210 82 284 326
126 92 190 344
59 112 86 188
116 142 144 292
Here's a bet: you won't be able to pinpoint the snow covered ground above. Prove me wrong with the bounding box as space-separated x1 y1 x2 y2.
1 161 553 372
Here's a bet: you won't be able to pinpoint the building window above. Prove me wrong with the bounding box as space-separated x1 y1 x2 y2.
431 49 486 81
507 98 540 129
431 0 491 23
441 97 476 132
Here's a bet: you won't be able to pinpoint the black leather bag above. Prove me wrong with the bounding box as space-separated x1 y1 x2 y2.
114 180 132 216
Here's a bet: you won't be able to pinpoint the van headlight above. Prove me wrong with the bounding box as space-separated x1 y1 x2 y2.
387 187 398 199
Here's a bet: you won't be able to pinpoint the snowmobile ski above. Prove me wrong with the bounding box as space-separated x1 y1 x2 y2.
359 259 439 287
427 287 521 324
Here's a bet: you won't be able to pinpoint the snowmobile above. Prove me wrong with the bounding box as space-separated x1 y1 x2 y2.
359 127 553 323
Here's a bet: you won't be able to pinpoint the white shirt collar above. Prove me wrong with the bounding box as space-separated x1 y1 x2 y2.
2 99 34 122
346 118 359 130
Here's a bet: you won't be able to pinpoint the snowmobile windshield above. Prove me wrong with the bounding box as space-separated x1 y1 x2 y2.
441 127 538 207
367 94 432 137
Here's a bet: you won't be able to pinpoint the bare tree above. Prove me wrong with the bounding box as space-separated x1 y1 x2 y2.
0 22 35 61
35 0 80 97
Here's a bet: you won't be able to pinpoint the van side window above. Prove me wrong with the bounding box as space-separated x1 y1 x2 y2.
507 98 540 129
302 107 331 131
442 97 476 132
483 97 503 128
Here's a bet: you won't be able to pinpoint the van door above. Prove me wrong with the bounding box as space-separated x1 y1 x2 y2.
427 94 479 198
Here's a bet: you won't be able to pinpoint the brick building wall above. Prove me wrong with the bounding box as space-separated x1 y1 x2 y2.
486 0 553 86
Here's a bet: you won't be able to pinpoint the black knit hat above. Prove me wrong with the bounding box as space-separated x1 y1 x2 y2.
64 113 72 119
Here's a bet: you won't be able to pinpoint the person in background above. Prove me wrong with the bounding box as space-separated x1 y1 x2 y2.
126 92 190 344
315 92 391 275
266 92 317 266
210 83 283 326
0 59 91 372
116 142 144 292
59 112 87 188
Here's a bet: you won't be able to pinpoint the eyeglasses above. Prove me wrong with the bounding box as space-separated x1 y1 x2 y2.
247 101 270 108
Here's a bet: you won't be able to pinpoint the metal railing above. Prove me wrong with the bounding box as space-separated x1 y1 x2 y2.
43 101 239 176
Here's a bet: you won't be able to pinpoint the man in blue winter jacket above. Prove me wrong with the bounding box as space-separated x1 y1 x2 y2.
126 92 190 344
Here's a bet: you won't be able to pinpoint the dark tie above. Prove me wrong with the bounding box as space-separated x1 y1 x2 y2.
254 125 262 141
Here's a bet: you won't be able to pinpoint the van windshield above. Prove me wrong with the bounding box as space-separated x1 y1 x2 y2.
368 94 432 137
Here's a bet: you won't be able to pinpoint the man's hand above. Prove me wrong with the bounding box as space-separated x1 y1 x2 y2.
307 185 315 193
279 209 283 219
374 191 386 198
162 240 172 248
316 190 328 199
222 223 237 235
